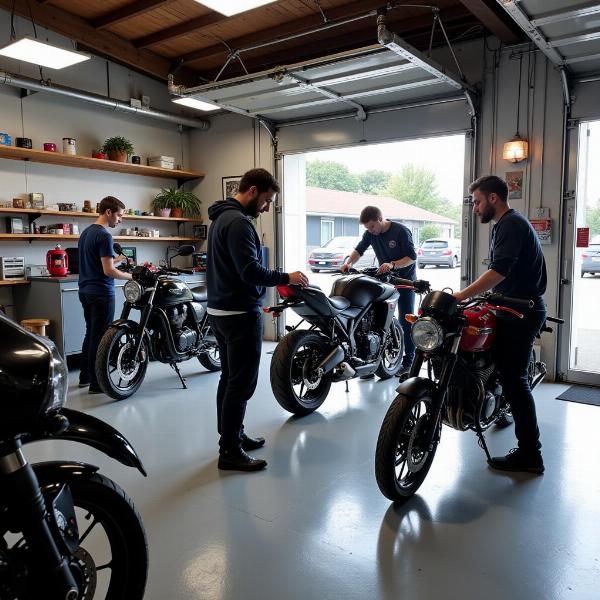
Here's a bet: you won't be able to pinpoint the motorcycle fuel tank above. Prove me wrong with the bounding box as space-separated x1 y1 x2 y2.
153 278 193 308
459 304 497 352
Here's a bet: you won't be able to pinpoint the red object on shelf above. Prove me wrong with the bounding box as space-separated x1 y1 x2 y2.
46 245 69 277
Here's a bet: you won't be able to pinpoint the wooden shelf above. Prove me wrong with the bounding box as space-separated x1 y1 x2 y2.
0 207 203 223
0 234 199 242
0 145 204 183
0 279 30 286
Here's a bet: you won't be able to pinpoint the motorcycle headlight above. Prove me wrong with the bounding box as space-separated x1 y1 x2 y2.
411 317 444 352
124 280 143 303
44 344 68 411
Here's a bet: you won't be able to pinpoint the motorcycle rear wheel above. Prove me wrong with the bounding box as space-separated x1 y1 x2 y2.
198 333 221 371
375 392 438 502
96 326 149 400
375 318 404 379
270 329 332 416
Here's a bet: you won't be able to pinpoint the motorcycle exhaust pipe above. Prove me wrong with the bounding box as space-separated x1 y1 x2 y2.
318 346 345 375
332 362 356 382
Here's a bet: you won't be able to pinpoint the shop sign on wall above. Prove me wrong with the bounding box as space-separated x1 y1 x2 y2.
576 227 589 248
530 218 552 245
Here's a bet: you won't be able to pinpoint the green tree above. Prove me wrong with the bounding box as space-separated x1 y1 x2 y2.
306 160 359 191
418 223 442 243
385 164 441 212
358 169 391 194
587 204 600 237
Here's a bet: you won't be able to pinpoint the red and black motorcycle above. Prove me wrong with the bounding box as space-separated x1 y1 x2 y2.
375 283 562 502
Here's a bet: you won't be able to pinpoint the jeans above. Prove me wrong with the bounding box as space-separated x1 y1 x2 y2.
209 312 263 452
79 292 115 388
494 300 547 453
397 288 416 367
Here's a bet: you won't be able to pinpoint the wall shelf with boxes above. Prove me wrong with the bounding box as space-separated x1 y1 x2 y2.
0 234 200 242
0 207 203 223
0 279 29 286
0 145 204 185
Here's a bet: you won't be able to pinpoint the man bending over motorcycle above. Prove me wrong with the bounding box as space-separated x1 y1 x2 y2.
453 175 547 474
342 206 417 375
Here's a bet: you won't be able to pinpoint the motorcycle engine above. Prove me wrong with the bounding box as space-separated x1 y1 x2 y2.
167 305 198 352
356 309 381 361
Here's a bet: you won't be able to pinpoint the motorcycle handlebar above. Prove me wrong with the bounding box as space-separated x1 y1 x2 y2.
487 293 534 309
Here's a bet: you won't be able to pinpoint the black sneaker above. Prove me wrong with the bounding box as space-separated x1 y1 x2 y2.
88 386 104 395
241 434 266 451
359 373 375 380
488 448 544 475
78 380 90 388
218 449 267 472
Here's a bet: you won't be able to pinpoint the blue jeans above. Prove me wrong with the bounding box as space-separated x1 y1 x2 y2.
79 292 115 388
398 288 416 367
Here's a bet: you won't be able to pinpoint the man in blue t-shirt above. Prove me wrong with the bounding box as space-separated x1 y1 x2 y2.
454 175 547 474
341 206 417 374
78 196 132 393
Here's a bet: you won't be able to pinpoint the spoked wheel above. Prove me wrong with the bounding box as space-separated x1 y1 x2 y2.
1 473 148 599
198 328 221 372
270 329 332 416
375 393 438 502
96 326 149 400
375 318 404 379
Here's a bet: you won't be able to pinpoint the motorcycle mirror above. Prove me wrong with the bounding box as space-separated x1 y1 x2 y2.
113 242 123 255
176 245 196 257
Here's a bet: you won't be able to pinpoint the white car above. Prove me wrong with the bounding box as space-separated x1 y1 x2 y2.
417 238 461 268
308 236 377 272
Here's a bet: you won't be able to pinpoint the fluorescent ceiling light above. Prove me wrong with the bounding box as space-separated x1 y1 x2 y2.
172 97 220 112
194 1 277 17
0 36 90 69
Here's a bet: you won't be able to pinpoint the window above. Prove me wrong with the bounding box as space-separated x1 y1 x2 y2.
320 219 334 245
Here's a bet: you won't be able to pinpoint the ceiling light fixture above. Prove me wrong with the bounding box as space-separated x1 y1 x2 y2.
503 52 529 163
0 36 90 70
172 97 220 112
194 1 277 17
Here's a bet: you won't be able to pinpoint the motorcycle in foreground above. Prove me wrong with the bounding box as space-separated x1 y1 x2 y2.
0 312 147 598
375 284 563 502
96 244 220 400
266 268 418 416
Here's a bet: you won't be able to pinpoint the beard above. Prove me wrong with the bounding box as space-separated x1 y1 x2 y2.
479 204 495 224
245 195 261 218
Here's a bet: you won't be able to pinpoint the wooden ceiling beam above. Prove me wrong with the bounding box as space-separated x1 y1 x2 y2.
92 0 175 30
133 12 227 48
182 4 472 68
458 0 522 43
0 0 195 83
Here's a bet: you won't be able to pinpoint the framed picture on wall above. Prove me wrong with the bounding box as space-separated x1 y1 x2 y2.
193 224 208 240
222 176 242 200
6 217 24 234
506 170 523 200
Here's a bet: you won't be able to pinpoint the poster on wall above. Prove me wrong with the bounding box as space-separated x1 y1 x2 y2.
506 171 523 200
222 176 242 200
530 218 552 245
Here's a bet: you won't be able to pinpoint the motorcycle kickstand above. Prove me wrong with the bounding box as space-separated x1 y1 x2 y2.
170 362 187 389
475 428 492 462
345 381 349 393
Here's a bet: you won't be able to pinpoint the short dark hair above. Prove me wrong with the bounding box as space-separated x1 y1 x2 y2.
468 175 508 202
98 196 125 214
359 206 382 223
238 168 280 194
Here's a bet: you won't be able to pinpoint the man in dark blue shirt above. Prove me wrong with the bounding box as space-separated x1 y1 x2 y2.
454 175 547 474
207 168 308 472
78 196 131 393
342 206 417 374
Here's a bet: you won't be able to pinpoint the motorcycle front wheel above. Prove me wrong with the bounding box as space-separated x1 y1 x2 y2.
375 393 439 502
270 329 332 416
375 318 404 379
96 326 149 400
1 472 148 599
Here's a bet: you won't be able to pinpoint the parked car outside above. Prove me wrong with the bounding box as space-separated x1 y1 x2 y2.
581 236 600 277
417 238 461 268
308 236 377 272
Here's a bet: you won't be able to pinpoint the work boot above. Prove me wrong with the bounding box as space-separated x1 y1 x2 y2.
488 447 544 475
218 448 267 472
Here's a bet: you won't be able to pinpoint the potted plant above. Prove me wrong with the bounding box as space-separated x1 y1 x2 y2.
152 188 202 218
102 136 134 162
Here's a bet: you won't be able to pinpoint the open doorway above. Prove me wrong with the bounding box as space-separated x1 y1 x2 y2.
281 134 466 326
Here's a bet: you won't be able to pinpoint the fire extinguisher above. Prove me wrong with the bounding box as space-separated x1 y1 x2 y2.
46 244 69 277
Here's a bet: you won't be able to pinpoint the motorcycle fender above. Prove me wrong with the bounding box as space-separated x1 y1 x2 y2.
26 408 147 477
395 376 437 398
33 461 100 495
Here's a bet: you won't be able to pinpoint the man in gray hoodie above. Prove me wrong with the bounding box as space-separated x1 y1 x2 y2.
207 168 308 472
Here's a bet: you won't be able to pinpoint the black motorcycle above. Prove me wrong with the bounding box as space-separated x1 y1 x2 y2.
267 268 409 416
0 312 147 599
96 244 220 400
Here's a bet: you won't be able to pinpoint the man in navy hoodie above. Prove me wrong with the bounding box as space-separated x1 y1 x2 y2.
207 168 309 472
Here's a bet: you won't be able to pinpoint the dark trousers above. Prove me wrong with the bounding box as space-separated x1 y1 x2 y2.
209 312 263 452
398 288 416 367
494 301 547 453
79 292 115 388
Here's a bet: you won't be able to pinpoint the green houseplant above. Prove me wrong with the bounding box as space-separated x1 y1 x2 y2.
152 188 202 218
102 136 134 162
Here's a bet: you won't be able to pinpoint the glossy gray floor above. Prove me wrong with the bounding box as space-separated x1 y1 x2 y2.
28 345 600 600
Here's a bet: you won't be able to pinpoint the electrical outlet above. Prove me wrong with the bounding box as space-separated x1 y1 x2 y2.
130 98 142 109
142 95 150 109
535 206 550 218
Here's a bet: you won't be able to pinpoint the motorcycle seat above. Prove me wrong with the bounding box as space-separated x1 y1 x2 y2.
327 295 351 311
190 287 207 303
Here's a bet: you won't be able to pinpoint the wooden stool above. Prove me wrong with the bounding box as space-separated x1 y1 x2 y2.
21 318 50 336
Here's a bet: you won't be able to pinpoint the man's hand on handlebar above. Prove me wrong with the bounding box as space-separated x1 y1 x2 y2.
340 262 351 273
377 262 394 274
288 271 309 287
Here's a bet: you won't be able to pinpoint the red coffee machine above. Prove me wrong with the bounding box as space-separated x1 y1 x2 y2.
47 244 69 277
